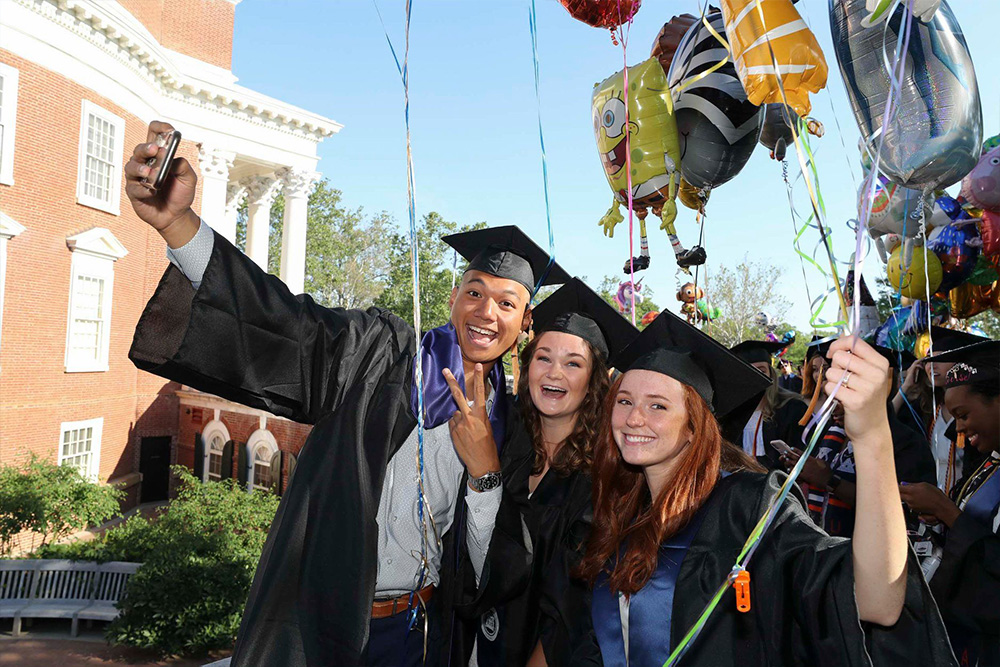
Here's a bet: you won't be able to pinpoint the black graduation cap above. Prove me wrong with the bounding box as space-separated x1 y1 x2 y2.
730 340 789 365
442 225 570 293
805 334 835 361
934 340 1000 389
929 326 990 355
531 278 638 361
610 310 770 421
873 343 917 370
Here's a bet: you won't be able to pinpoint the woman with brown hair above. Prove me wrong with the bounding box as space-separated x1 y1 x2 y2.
577 312 955 665
474 278 636 667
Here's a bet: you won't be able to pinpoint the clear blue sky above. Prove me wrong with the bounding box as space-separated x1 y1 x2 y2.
229 0 999 329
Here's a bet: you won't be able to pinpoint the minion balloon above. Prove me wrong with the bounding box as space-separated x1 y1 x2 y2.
593 57 704 273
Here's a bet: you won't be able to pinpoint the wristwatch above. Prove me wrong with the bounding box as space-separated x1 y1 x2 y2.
827 475 843 493
469 471 502 493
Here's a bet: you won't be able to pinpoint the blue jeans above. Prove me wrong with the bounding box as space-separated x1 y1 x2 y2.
364 596 441 666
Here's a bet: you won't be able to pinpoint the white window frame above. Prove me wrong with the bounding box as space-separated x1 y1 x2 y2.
64 228 127 373
246 428 279 492
58 417 103 481
201 419 231 483
76 100 124 215
0 63 19 186
0 212 26 374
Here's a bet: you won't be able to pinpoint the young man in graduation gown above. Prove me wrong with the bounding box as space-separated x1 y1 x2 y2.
122 122 571 666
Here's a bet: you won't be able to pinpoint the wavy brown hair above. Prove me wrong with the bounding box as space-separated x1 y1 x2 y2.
576 374 730 595
518 333 611 476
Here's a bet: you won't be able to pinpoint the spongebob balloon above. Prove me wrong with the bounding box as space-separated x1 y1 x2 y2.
593 57 702 273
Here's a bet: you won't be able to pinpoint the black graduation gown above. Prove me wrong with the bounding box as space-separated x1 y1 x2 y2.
479 468 594 666
931 455 1000 665
128 231 533 666
755 399 808 469
580 471 957 666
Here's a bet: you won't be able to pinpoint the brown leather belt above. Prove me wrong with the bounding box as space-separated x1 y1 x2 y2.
370 585 434 619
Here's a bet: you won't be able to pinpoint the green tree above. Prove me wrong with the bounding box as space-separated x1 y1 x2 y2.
701 258 792 347
236 180 394 309
595 275 661 328
0 456 122 555
375 213 487 330
968 310 1000 339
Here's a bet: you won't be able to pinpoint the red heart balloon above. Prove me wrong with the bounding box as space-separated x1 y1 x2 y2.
558 0 641 29
979 209 1000 256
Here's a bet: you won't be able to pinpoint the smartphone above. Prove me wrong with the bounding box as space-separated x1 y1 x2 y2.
770 439 795 457
142 130 181 192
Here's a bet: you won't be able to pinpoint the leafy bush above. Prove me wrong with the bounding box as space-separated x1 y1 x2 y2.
106 467 278 655
0 456 122 555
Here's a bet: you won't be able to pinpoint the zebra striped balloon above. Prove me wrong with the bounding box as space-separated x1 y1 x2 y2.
666 12 763 191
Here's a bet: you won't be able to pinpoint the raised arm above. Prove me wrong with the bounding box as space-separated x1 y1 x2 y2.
824 336 907 626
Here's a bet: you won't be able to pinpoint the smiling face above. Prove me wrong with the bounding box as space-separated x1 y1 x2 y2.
611 369 693 479
527 331 594 421
449 270 531 366
808 355 826 388
945 385 1000 454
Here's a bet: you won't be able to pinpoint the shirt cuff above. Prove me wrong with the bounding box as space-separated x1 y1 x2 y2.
465 482 502 584
165 218 214 289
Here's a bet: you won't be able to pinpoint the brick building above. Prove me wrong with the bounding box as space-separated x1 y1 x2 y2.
0 0 336 514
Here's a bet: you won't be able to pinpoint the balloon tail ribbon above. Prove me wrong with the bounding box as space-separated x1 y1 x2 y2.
615 0 636 325
529 0 556 304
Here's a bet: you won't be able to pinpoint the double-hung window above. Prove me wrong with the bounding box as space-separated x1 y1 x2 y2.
76 101 124 214
64 228 127 372
58 418 103 481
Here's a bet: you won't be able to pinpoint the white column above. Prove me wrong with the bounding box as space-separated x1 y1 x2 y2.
241 175 279 271
197 146 235 241
277 168 320 295
225 182 247 245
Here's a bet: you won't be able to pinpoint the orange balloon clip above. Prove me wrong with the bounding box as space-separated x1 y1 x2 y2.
733 569 751 613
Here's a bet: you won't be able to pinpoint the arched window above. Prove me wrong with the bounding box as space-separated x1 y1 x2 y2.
200 419 231 483
246 428 278 492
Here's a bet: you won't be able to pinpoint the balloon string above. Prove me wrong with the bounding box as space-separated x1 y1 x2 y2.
529 0 556 304
616 0 636 325
372 0 437 637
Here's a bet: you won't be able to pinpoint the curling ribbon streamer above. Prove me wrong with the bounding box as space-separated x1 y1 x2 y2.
529 0 557 301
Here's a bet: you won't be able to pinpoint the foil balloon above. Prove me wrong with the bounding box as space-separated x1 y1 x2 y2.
830 0 983 190
594 58 699 269
928 220 981 292
887 244 942 298
959 145 1000 212
667 11 763 190
640 311 659 327
864 179 929 262
718 0 828 117
758 104 824 161
651 14 699 74
678 177 709 211
949 281 993 319
967 255 999 287
978 209 1000 256
558 0 640 29
862 0 941 27
913 330 932 359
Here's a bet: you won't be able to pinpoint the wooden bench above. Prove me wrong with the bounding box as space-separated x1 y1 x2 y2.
0 559 140 637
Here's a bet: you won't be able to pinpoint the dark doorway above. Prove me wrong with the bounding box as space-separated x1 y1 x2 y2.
139 436 172 502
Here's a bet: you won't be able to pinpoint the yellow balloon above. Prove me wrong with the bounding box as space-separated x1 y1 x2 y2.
593 57 681 221
913 331 932 359
718 0 828 116
887 245 942 299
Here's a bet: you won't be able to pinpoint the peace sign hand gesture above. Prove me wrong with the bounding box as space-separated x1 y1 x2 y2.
442 364 502 484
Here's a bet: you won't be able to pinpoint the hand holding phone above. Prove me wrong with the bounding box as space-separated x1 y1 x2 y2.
141 129 181 193
771 439 794 457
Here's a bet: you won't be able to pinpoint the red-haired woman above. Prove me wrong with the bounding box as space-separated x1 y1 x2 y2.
576 312 955 665
472 279 636 667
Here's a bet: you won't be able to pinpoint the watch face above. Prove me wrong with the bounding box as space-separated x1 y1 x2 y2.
474 472 502 492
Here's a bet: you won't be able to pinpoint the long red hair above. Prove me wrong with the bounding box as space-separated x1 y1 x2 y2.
576 374 725 595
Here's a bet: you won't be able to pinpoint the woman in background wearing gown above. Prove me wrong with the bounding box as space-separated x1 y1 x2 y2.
899 340 1000 666
478 279 636 667
576 312 956 666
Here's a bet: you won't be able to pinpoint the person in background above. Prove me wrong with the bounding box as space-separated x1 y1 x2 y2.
730 340 807 469
898 340 1000 666
576 313 955 665
781 337 936 537
778 357 803 393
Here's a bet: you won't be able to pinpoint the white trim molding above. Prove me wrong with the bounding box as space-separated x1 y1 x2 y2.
201 418 231 483
63 228 126 372
246 428 278 492
0 61 20 186
76 100 125 215
58 416 104 481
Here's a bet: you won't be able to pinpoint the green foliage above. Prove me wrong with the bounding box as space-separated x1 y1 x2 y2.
595 275 661 329
699 258 792 347
375 213 487 330
0 456 122 556
968 310 1000 339
35 468 279 656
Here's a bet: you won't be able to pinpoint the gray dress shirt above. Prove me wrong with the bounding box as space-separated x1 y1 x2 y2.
166 220 502 595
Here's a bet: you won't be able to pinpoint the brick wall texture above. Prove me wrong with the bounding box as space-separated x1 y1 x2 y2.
118 0 235 70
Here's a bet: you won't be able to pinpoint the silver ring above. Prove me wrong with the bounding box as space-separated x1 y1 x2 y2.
843 371 852 389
